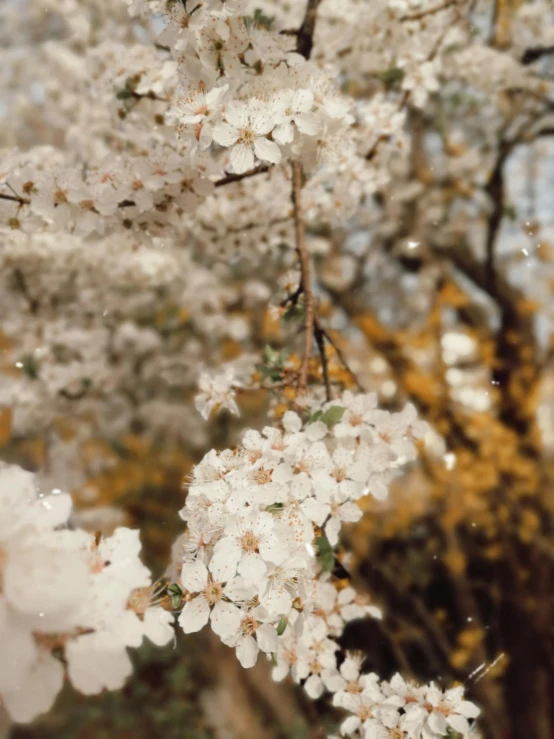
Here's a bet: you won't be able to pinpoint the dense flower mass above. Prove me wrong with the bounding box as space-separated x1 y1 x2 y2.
2 0 550 732
0 464 173 723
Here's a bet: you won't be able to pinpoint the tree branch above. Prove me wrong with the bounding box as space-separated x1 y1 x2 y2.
296 0 322 59
291 161 315 394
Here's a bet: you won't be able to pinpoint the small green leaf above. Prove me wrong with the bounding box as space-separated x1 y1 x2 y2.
308 409 323 423
171 593 183 609
167 583 183 595
266 502 284 514
282 305 304 323
320 406 346 426
379 66 404 88
276 615 287 636
316 535 335 573
262 344 280 364
20 355 39 379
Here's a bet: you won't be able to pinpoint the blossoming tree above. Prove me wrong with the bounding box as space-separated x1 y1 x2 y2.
1 0 553 736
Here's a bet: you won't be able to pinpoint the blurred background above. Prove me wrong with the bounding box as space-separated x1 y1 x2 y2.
1 0 553 737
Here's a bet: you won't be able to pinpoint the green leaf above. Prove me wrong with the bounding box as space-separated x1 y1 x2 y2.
262 344 280 365
282 305 304 323
320 406 346 426
316 534 335 573
167 583 183 595
266 502 284 514
19 355 39 379
171 593 182 609
379 66 404 88
276 615 287 636
308 409 323 423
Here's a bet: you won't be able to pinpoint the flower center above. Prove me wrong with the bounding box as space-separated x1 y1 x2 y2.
240 531 259 552
255 468 272 484
238 128 255 144
346 680 361 694
204 581 223 605
240 615 257 635
359 705 373 721
128 587 152 616
309 659 322 675
54 188 68 204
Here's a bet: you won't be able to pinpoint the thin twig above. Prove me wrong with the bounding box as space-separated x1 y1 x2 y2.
0 192 30 206
399 0 456 21
316 318 365 392
214 165 271 188
314 324 332 401
291 161 315 394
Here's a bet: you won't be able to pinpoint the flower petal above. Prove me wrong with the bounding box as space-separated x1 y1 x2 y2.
181 560 208 592
178 594 210 633
212 122 240 147
230 143 255 173
211 600 241 638
253 137 281 165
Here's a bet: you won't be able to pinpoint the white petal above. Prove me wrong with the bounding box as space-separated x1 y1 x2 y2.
250 110 275 136
212 122 240 147
224 101 249 129
325 515 341 546
304 674 324 699
210 545 240 582
238 552 267 584
458 700 480 719
66 632 132 694
294 112 321 136
235 635 259 668
230 143 255 173
178 595 210 633
447 714 470 735
110 610 144 648
300 498 330 527
272 121 294 146
211 601 241 639
256 623 278 653
0 598 37 692
181 560 209 592
339 501 362 523
292 88 314 112
3 651 63 723
142 607 175 646
253 137 281 165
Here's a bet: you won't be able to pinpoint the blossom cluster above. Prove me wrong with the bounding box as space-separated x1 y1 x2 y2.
328 666 480 739
174 391 481 737
177 393 416 665
0 463 173 723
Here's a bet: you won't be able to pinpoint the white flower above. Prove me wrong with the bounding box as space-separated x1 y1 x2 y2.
178 560 244 638
66 631 133 695
195 368 239 420
169 84 229 149
212 101 281 174
271 89 320 145
221 605 278 668
1 649 64 724
208 509 284 584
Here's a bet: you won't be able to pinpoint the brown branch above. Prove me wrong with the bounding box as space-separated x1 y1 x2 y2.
399 0 456 22
118 166 272 209
214 164 271 188
314 323 332 401
296 0 322 59
291 160 315 394
315 318 365 393
521 44 554 65
0 192 29 206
